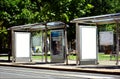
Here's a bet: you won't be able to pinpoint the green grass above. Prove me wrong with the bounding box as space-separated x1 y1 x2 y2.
32 55 51 60
32 54 77 60
31 55 76 60
32 53 120 61
98 53 110 60
1 53 119 61
98 53 120 61
66 53 112 60
68 54 76 60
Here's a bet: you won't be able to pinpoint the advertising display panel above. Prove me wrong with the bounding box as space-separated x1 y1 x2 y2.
77 26 97 65
32 35 43 54
32 36 42 47
14 32 31 62
99 31 114 45
50 30 65 63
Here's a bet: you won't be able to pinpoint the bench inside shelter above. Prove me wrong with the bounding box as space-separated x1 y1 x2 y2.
0 48 11 61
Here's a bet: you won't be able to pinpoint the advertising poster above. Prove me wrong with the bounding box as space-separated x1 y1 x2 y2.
50 30 64 63
32 36 43 54
32 36 42 47
100 31 114 45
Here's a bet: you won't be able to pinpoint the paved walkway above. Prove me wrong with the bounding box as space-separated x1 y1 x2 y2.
0 58 120 75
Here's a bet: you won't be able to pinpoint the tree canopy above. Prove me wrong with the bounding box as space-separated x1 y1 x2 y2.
0 0 120 48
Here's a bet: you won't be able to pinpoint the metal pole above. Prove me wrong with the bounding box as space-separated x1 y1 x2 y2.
65 25 69 65
30 30 32 62
11 30 15 63
45 24 48 63
95 23 99 65
116 23 119 65
8 30 11 61
76 23 80 65
41 30 44 62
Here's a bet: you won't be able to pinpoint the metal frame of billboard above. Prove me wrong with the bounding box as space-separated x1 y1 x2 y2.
77 26 98 65
13 32 31 62
50 30 65 63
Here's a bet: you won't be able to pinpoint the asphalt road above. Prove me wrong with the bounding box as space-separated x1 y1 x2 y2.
0 66 120 79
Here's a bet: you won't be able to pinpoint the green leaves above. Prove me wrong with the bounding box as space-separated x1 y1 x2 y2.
1 0 120 26
0 27 7 35
0 0 95 26
0 0 95 45
0 0 120 48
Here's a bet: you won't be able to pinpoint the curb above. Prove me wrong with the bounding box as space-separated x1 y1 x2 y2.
0 63 120 75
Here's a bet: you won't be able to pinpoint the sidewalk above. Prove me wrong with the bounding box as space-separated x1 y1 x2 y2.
0 58 120 75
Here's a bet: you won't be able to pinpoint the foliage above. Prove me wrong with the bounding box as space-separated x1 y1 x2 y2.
0 0 120 49
0 22 8 49
86 0 120 31
0 0 40 27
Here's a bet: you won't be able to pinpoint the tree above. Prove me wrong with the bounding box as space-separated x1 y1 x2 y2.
86 0 120 31
0 0 41 27
0 0 39 49
1 0 120 50
0 0 94 50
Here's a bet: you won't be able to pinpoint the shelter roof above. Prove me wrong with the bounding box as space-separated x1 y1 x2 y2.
8 21 65 31
71 13 120 25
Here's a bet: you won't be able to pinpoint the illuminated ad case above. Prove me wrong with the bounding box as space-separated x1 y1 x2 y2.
50 30 65 63
76 26 98 65
14 32 31 62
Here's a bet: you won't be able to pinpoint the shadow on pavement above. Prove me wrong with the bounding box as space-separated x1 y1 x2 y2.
79 66 120 69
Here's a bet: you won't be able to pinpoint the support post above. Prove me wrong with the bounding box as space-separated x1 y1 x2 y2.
76 23 80 65
45 24 48 63
95 23 99 65
41 30 44 62
11 30 15 63
8 30 11 61
116 23 119 65
65 25 69 65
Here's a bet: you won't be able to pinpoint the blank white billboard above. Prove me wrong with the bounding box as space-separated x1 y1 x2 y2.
79 26 97 60
15 32 31 57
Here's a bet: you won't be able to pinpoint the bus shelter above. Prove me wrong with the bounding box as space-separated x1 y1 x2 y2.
71 13 120 65
8 21 68 63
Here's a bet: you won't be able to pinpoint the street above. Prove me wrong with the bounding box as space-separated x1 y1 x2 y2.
0 66 120 79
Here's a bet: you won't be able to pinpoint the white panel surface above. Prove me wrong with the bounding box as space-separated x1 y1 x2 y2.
80 26 97 60
15 32 30 57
